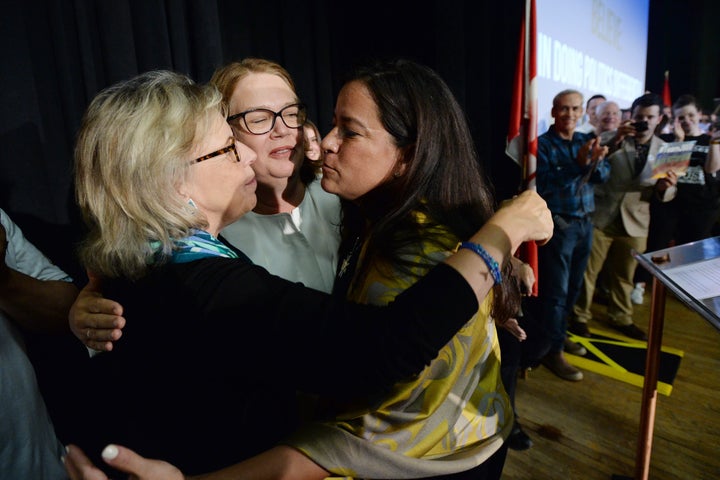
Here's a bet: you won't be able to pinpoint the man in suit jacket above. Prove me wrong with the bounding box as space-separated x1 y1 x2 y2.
569 93 678 341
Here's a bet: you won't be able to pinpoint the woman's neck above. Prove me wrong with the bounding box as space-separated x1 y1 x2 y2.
253 177 306 215
204 223 221 238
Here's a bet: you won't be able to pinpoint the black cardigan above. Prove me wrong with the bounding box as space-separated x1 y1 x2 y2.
83 256 478 475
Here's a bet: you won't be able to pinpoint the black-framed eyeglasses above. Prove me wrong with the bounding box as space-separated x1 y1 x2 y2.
227 103 307 135
194 141 241 164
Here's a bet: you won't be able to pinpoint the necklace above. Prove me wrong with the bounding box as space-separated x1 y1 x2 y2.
337 236 361 280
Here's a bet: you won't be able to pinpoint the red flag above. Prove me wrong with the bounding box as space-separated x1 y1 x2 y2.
505 0 539 296
662 70 671 107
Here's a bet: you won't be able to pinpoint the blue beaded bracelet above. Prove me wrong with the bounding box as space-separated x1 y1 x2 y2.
457 241 502 284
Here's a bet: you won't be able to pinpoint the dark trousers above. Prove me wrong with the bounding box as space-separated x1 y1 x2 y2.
538 215 593 353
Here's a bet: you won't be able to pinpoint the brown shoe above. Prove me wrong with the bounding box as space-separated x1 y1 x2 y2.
542 352 583 381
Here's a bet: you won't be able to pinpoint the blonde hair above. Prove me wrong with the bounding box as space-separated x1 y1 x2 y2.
211 58 317 184
75 70 223 279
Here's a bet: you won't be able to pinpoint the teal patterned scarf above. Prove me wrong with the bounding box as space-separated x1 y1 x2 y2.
152 229 246 264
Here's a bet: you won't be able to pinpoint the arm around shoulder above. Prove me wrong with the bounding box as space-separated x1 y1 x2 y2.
0 222 78 333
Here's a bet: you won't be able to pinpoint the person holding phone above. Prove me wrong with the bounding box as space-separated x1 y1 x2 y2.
570 93 678 341
630 94 720 304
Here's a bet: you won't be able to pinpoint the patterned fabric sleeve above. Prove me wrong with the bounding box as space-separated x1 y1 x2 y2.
283 228 513 478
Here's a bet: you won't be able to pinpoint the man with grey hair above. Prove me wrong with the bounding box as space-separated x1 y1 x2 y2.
594 100 621 144
536 89 610 381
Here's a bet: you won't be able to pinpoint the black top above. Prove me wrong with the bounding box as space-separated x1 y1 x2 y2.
83 257 478 475
658 133 719 206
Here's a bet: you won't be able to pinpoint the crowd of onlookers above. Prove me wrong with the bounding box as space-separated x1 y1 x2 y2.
534 89 719 385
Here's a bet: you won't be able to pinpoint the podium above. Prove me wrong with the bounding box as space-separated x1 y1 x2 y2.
626 236 720 480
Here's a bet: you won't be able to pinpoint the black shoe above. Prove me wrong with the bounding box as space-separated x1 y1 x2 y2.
568 319 591 337
611 322 648 341
507 421 533 451
564 338 587 356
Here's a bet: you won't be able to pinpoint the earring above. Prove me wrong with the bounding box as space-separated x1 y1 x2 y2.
393 171 402 178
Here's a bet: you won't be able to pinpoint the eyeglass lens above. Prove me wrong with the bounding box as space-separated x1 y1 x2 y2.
233 104 307 135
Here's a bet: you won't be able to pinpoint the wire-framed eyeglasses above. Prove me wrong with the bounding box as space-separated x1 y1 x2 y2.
227 103 307 135
194 140 241 164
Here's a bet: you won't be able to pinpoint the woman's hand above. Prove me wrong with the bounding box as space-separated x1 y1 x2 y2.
510 258 535 295
69 272 126 352
499 317 527 342
488 190 553 251
64 444 185 480
445 190 551 303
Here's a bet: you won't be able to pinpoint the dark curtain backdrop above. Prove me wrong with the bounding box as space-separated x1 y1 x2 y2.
1 0 717 279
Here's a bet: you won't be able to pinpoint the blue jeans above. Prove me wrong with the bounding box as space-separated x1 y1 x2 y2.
538 215 593 354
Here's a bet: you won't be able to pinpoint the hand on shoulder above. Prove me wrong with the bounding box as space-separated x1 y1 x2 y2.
69 272 126 352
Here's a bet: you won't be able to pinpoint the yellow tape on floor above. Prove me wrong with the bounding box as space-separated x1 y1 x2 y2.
565 327 684 396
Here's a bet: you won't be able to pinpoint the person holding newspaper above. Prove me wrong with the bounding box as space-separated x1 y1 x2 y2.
630 94 720 304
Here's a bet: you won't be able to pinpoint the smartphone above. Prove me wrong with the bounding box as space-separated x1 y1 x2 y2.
631 120 649 133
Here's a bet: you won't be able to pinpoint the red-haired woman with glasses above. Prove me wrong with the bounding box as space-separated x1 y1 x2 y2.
212 58 340 295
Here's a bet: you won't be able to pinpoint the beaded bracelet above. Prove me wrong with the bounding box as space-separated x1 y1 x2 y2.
456 241 502 284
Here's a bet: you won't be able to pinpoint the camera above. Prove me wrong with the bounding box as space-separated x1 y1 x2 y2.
631 120 649 133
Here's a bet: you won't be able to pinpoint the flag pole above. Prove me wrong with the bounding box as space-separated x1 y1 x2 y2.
505 0 539 296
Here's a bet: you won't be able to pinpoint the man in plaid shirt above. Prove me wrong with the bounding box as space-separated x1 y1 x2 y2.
536 89 610 382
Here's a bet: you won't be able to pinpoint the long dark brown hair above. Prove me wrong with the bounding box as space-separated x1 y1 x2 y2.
340 59 519 323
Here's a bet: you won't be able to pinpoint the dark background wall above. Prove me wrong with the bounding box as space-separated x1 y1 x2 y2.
1 0 718 280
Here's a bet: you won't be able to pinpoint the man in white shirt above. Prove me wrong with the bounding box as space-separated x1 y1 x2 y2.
576 94 607 134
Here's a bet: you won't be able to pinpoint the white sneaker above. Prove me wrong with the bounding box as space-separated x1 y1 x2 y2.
631 283 645 305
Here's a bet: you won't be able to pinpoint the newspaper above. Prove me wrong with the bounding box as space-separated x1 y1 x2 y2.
651 140 696 179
